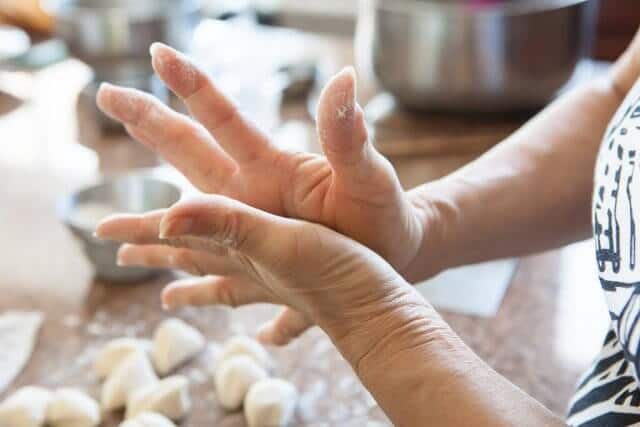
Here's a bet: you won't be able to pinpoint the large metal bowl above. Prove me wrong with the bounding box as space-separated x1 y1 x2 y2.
59 173 182 283
356 0 600 112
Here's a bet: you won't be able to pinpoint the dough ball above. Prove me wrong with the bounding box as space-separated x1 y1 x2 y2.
126 375 190 421
219 336 270 370
152 318 205 376
0 386 51 427
244 378 297 427
94 338 149 380
119 411 176 427
102 350 158 411
46 388 101 427
214 355 268 411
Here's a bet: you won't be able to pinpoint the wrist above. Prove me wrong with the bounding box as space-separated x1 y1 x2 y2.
401 180 460 282
319 283 456 377
319 284 474 424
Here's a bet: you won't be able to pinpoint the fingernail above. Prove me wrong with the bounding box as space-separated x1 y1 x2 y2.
149 42 162 57
339 65 356 80
116 251 129 267
99 81 115 90
159 217 194 239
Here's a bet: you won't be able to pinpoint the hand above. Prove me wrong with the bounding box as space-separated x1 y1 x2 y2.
95 43 442 344
96 196 561 427
96 43 439 277
95 196 433 353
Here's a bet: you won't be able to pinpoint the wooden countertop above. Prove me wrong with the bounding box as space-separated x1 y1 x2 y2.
0 34 610 425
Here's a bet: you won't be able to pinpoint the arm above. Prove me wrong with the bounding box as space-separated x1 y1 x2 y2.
97 196 562 426
405 29 640 280
327 289 562 427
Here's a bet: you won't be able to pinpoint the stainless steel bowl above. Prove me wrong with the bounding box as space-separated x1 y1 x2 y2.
356 0 600 112
46 0 201 81
59 173 181 283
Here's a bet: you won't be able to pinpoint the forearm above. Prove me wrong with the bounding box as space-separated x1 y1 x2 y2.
408 81 620 278
323 286 562 426
406 32 640 280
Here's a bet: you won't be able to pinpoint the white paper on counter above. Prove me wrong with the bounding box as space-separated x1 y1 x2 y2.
0 311 43 393
415 259 518 318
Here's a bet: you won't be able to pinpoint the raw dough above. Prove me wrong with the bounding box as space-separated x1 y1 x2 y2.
126 375 190 421
214 355 268 411
152 318 205 376
0 312 43 393
218 336 270 370
102 350 158 411
46 388 101 427
244 378 298 427
119 412 176 427
0 386 51 427
94 338 149 379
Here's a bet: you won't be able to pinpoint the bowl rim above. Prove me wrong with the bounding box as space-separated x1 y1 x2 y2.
58 172 182 233
368 0 595 16
43 0 201 21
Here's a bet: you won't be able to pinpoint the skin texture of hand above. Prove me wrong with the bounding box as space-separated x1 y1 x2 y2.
96 195 562 427
95 43 437 344
96 43 431 274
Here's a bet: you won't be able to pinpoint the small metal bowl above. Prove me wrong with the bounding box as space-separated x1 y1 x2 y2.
59 173 181 283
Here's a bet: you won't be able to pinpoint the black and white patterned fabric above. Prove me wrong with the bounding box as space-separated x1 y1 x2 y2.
567 78 640 426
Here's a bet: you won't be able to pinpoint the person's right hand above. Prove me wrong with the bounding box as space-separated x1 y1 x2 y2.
95 43 444 343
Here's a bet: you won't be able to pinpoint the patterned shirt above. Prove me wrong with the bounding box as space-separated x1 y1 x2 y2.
567 77 640 426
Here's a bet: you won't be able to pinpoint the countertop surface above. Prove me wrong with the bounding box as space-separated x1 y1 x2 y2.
0 33 610 425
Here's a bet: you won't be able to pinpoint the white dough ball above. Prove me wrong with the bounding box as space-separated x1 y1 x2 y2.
119 411 176 427
214 355 268 411
46 388 101 427
244 378 298 427
94 337 149 379
152 318 205 376
0 386 51 427
126 375 190 421
219 336 270 370
102 350 158 411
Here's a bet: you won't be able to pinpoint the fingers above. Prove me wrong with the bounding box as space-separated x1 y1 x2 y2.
117 244 240 276
96 83 236 193
149 42 274 164
95 210 165 244
316 67 381 185
161 275 272 310
257 308 313 346
159 195 294 261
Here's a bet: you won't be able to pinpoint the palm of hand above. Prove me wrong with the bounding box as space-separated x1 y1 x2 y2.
95 43 425 344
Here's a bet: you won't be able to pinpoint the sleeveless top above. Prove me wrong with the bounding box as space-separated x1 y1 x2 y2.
567 78 640 426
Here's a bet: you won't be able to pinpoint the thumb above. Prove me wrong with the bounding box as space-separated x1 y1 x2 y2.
158 195 292 263
316 67 377 183
257 308 312 346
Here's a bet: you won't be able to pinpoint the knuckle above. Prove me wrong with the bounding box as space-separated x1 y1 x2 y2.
189 255 208 276
214 283 239 308
217 207 247 250
209 106 238 134
132 220 150 244
172 120 198 143
131 96 154 126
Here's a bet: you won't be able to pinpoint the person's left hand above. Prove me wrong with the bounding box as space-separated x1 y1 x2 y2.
95 196 435 351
